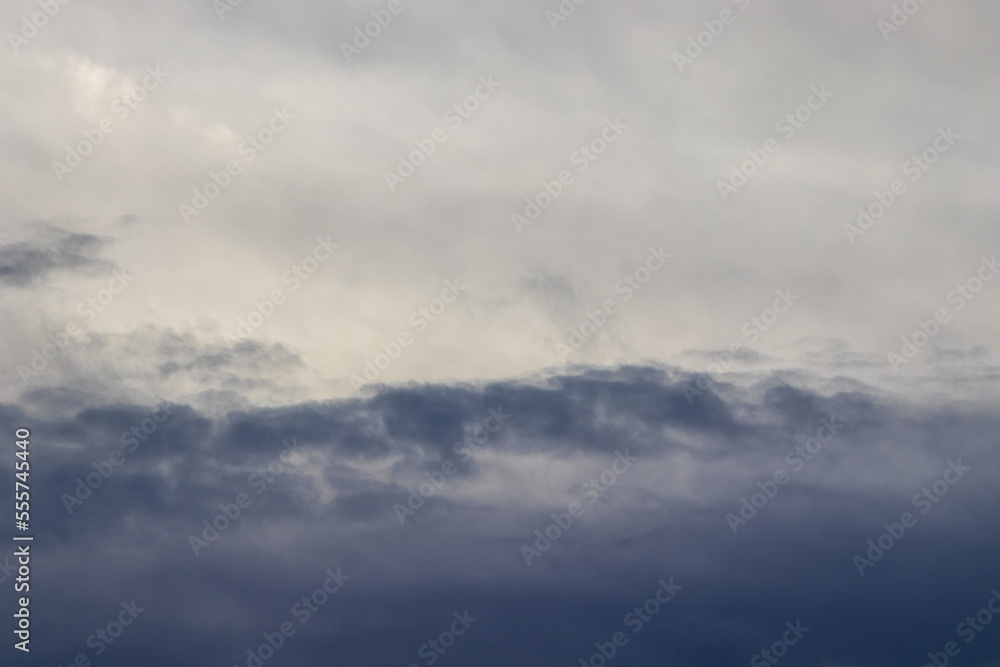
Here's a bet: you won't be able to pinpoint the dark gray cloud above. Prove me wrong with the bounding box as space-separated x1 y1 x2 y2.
1 367 997 666
0 224 113 287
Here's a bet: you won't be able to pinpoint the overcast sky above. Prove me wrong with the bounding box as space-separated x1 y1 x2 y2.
1 1 998 666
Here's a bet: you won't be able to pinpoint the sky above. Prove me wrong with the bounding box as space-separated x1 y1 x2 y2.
1 1 998 666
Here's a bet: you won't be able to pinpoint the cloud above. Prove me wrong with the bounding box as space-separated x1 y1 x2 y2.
2 1 999 664
3 2 997 390
0 224 113 288
2 367 997 666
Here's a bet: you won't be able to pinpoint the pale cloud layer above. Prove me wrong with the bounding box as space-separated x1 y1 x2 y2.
3 1 999 405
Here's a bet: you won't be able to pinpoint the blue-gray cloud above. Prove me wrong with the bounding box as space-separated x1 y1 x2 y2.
1 367 997 666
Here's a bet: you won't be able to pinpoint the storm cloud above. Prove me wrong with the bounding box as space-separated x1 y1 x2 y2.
1 369 998 666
